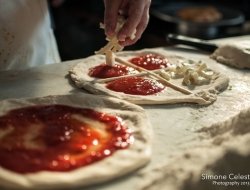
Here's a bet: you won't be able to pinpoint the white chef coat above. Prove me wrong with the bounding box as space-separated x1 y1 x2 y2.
0 0 60 71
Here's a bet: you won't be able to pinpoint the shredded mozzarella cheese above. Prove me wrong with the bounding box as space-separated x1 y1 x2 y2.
158 61 214 86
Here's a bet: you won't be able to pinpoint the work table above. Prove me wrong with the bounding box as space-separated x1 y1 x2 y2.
0 35 250 190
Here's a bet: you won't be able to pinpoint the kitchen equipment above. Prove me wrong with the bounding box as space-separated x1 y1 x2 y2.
166 33 218 52
151 2 245 39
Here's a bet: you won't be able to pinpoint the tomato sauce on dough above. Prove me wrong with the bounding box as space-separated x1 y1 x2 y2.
89 63 137 78
130 53 168 70
106 76 165 95
0 105 132 173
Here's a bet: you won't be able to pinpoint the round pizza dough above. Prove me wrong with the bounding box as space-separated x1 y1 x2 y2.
69 49 229 105
0 94 152 189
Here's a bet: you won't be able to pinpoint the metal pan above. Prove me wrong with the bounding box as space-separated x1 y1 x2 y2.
151 2 245 39
166 33 218 53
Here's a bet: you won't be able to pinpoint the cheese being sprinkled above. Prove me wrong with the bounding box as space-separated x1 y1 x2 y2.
95 16 136 65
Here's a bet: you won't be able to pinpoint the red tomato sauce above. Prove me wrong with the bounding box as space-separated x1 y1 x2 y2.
106 76 165 95
88 63 137 78
130 53 169 70
0 105 132 173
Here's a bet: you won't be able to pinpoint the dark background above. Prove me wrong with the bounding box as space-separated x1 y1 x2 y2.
49 0 250 61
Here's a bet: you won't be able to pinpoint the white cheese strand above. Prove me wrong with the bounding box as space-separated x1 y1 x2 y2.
158 61 214 86
95 16 136 65
105 50 115 66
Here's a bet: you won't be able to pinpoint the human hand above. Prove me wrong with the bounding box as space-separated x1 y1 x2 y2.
104 0 151 46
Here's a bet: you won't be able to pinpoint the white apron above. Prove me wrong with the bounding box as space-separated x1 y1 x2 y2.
0 0 60 71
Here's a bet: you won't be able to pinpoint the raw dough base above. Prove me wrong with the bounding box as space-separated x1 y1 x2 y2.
211 41 250 69
0 94 152 190
70 49 229 105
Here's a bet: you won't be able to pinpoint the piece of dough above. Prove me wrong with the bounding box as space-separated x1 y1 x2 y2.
70 49 229 105
210 41 250 69
0 94 152 189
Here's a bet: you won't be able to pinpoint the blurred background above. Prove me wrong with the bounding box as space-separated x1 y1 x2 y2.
49 0 250 61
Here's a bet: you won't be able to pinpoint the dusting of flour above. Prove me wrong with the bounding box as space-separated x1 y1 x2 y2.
138 106 250 190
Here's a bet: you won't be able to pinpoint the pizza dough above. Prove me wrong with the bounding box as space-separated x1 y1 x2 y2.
70 49 229 105
0 94 152 189
210 41 250 69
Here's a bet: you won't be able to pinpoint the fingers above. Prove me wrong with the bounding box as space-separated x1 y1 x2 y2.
104 0 122 37
103 0 151 46
117 1 145 41
118 0 151 46
119 1 150 46
119 0 129 12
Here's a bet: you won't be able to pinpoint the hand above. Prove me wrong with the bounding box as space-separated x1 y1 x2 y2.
104 0 151 46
